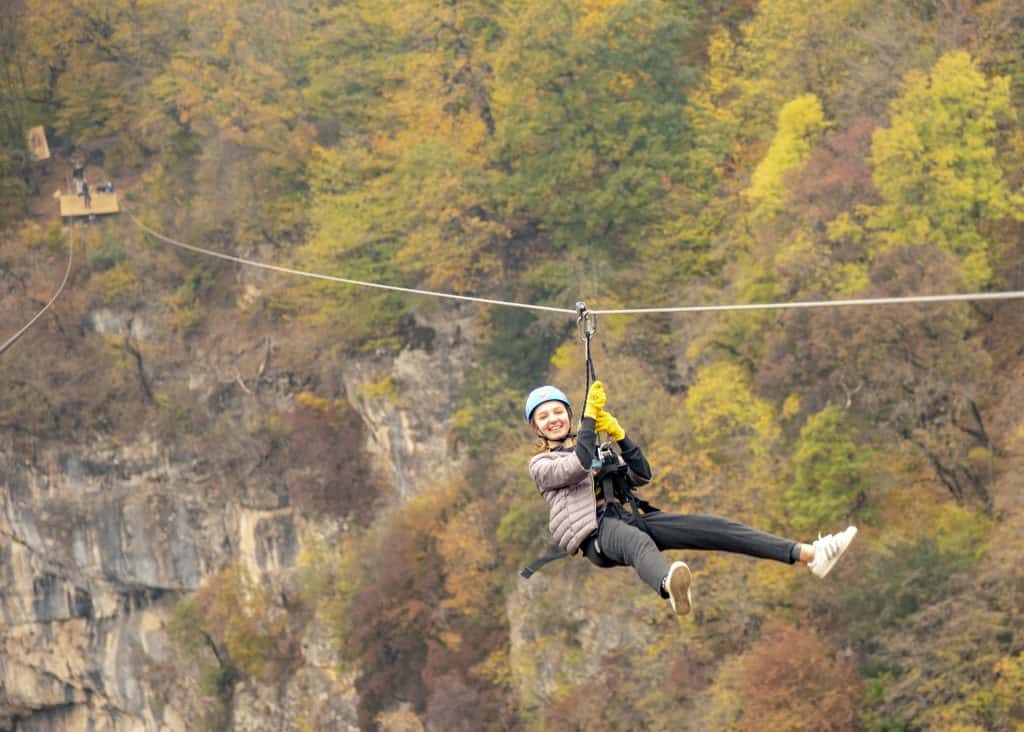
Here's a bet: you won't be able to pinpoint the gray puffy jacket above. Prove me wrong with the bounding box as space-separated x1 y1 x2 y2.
528 447 598 554
528 416 654 555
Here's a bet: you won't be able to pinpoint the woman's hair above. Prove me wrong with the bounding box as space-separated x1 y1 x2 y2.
533 436 576 454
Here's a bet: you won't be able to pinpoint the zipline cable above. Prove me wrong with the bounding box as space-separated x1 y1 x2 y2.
590 291 1024 315
125 210 576 315
126 209 1024 317
0 226 74 357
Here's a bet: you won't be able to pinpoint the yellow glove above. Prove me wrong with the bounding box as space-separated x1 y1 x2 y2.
595 411 625 441
584 380 606 419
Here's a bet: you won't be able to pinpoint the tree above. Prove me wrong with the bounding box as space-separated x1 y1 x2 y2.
147 0 315 244
745 94 829 224
734 620 863 732
492 0 694 258
787 405 871 531
759 245 995 507
297 0 508 348
866 51 1024 287
686 361 779 466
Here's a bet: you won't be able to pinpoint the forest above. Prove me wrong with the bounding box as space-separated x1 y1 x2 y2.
3 0 1024 730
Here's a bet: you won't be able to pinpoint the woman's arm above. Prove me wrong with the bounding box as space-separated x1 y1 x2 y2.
574 416 597 470
617 435 653 486
529 417 598 491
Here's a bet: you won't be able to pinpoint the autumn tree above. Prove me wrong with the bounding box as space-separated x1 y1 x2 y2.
145 0 315 245
864 51 1024 288
760 245 995 506
734 620 863 732
787 405 871 531
492 0 695 262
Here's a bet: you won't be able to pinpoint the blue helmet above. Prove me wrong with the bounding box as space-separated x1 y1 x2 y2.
524 385 572 423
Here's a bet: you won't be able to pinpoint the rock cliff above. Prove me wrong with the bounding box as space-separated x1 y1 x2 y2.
0 300 478 731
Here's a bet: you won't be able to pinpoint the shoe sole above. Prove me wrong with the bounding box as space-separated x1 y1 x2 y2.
668 561 692 616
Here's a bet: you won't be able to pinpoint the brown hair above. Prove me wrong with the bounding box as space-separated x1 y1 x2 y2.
531 429 576 454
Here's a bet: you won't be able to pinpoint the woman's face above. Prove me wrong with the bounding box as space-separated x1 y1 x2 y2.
532 400 570 441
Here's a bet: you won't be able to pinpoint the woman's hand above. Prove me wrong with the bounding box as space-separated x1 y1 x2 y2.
595 411 625 441
584 380 606 419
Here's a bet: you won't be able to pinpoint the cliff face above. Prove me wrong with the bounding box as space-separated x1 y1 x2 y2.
0 301 478 731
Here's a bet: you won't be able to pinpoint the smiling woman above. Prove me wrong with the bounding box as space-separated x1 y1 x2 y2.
523 380 858 617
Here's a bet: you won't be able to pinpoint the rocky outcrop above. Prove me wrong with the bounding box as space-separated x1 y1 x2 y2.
0 303 478 730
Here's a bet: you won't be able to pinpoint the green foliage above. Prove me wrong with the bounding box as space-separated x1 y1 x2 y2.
93 262 138 304
165 267 212 337
0 149 27 228
493 0 695 257
88 238 127 274
453 368 521 459
831 511 990 648
454 308 562 458
495 490 547 556
167 598 207 658
787 406 871 531
291 145 410 348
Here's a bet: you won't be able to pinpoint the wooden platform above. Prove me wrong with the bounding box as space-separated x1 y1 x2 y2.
59 192 120 219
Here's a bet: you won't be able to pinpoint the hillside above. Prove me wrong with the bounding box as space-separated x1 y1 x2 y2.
2 1 1024 730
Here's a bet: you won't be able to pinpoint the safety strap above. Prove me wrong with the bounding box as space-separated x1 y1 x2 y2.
576 301 597 420
520 544 570 578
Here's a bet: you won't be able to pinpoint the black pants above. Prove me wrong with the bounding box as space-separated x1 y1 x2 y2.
581 503 798 595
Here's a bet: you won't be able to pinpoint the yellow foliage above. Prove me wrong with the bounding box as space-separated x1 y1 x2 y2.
686 362 779 457
689 0 869 170
193 563 292 682
746 560 798 605
746 94 827 220
578 0 637 39
549 341 578 372
295 391 333 413
93 262 138 304
374 709 424 732
933 502 992 561
361 376 397 403
827 211 865 244
781 394 801 420
867 51 1022 288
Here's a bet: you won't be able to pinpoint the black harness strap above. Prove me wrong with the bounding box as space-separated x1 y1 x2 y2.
577 301 598 436
520 545 570 578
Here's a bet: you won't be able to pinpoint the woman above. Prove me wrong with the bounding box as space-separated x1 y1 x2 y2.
524 381 857 616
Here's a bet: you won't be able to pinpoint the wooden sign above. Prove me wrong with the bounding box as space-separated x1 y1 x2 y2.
26 126 50 161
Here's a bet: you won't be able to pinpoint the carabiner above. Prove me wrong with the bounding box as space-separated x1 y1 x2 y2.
576 301 597 343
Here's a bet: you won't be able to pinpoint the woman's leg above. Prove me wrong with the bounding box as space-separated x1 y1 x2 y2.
641 511 799 564
595 512 670 594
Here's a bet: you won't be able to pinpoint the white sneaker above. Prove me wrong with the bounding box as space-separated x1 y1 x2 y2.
808 526 858 578
666 561 693 616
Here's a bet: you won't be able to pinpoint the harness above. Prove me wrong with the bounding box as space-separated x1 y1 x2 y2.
520 303 657 579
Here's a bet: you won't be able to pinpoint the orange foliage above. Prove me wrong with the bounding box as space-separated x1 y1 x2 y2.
736 620 863 732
